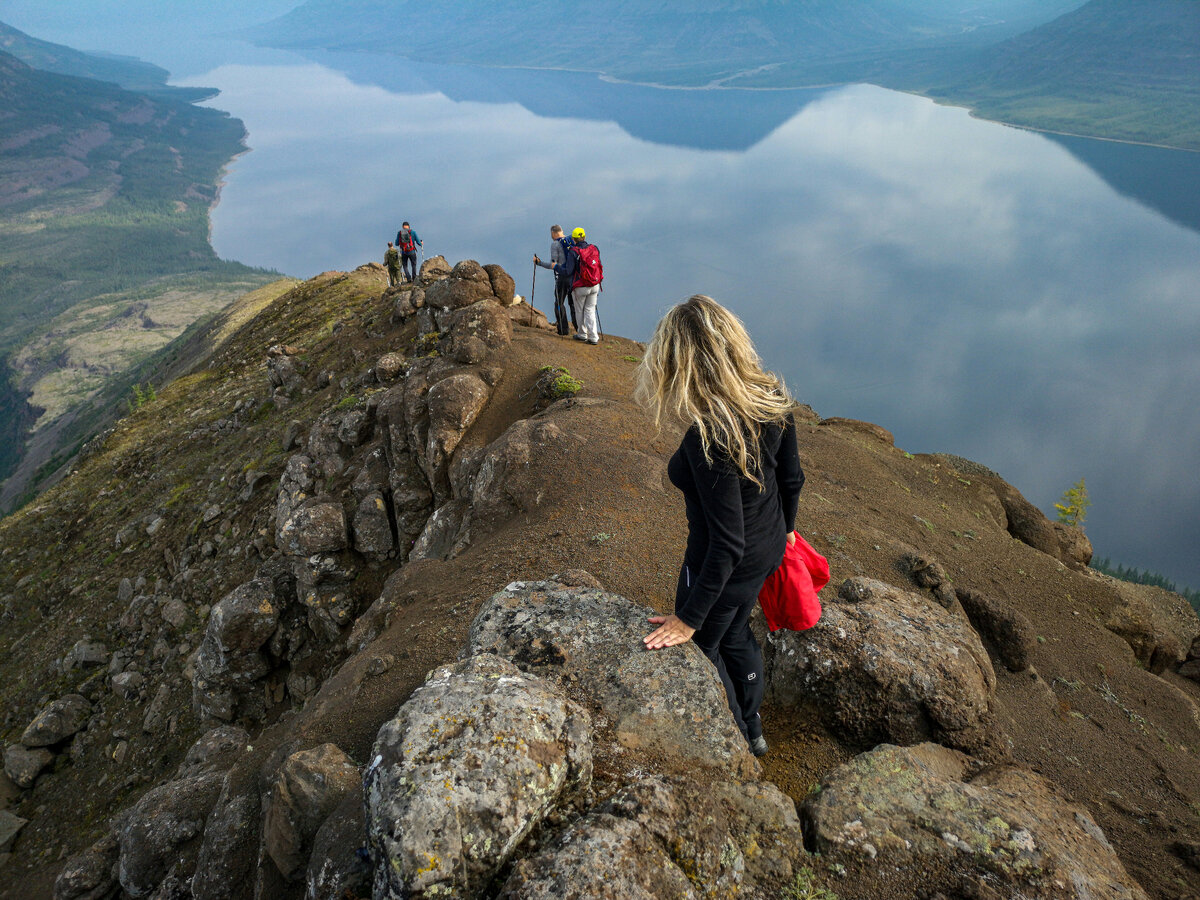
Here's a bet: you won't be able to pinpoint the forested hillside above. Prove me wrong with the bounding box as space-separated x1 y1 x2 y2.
0 42 273 508
923 0 1200 149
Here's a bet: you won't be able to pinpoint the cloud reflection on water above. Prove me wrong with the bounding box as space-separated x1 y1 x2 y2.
186 63 1200 587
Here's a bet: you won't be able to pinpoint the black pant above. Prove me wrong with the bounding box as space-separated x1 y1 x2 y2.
553 276 573 335
676 565 765 742
401 251 418 282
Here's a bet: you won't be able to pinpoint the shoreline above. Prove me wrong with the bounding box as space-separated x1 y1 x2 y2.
290 47 1199 153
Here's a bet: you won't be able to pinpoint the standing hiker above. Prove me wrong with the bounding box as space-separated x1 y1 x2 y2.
636 295 805 758
384 241 401 287
534 224 575 336
396 222 423 283
553 227 602 345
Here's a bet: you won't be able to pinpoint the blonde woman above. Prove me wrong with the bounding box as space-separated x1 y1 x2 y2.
637 295 804 757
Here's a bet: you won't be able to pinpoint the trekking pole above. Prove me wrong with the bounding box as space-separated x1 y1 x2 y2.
529 261 537 327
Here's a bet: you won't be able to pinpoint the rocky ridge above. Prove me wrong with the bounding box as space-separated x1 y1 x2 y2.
0 257 1197 898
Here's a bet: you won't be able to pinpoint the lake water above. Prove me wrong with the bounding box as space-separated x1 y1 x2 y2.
46 35 1200 586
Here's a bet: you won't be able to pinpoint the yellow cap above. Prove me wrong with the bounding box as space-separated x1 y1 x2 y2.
571 227 586 240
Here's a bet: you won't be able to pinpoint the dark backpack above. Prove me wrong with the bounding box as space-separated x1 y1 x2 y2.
572 244 603 287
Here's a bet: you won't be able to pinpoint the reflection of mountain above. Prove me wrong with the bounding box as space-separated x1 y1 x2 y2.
300 48 832 152
1047 134 1200 235
261 0 1084 84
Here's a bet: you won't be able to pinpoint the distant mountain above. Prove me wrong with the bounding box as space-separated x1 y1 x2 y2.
257 0 1084 84
258 0 1197 150
0 45 273 509
920 0 1200 148
0 20 213 100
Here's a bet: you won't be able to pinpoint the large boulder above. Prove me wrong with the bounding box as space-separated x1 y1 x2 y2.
450 417 583 545
956 587 1038 673
53 833 120 900
277 497 348 556
117 772 226 897
500 777 802 899
419 254 452 282
305 793 371 900
424 259 496 310
422 372 491 499
764 577 1004 758
192 579 279 721
1104 579 1200 674
446 299 513 364
3 745 54 789
804 742 1150 900
21 694 92 747
366 654 592 900
352 491 395 560
190 787 259 900
483 263 517 306
986 477 1092 570
264 743 359 883
467 581 759 777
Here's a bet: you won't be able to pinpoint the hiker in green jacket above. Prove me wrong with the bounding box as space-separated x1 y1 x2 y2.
384 242 401 287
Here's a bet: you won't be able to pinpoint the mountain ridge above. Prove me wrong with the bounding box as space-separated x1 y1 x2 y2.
0 257 1197 898
255 0 1200 150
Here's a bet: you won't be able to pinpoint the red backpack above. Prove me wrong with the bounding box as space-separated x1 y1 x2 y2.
571 244 603 288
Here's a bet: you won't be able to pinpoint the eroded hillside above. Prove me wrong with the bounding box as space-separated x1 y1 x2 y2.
0 258 1198 899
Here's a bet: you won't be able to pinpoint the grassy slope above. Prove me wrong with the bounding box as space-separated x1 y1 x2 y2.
0 48 276 500
0 264 1197 897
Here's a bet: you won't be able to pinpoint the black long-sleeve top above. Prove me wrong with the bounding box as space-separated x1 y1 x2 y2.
667 413 805 629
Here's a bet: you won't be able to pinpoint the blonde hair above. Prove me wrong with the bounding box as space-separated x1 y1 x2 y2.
635 295 795 487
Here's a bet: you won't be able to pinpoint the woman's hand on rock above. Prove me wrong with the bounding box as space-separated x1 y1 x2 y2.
643 615 696 650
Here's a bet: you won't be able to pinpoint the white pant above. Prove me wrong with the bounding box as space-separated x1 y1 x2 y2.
573 286 600 341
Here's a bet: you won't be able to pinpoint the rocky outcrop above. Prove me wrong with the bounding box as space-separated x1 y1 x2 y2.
53 833 120 900
467 581 760 777
263 743 360 883
366 654 592 899
985 477 1093 570
956 586 1038 672
113 727 250 897
3 745 54 789
1104 579 1200 674
500 777 801 899
804 742 1150 900
764 577 1006 759
20 694 92 747
192 579 278 722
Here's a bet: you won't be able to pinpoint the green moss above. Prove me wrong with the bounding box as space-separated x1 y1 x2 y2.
783 867 839 900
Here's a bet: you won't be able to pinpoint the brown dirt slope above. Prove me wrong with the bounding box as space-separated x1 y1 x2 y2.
0 263 1197 898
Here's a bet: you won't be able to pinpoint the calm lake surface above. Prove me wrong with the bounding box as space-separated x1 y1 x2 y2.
74 39 1200 584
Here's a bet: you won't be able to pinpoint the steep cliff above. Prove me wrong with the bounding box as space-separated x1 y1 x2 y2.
0 258 1197 899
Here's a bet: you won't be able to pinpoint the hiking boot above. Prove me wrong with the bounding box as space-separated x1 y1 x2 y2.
749 735 768 757
587 338 599 345
573 334 589 342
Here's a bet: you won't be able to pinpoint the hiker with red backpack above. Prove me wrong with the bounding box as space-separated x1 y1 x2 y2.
553 227 603 345
395 222 422 283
